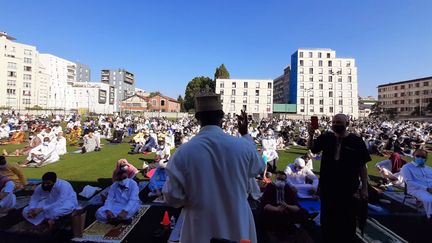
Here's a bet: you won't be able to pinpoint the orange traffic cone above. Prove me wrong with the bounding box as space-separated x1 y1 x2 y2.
161 211 170 226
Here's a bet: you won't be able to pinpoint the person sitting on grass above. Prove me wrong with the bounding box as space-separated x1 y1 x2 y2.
22 172 78 226
81 129 100 154
284 158 319 198
0 129 25 145
0 174 16 213
148 159 168 198
259 171 310 231
0 156 27 190
375 152 406 187
54 131 67 156
19 137 60 167
401 149 432 219
142 137 170 177
3 134 42 157
96 171 140 224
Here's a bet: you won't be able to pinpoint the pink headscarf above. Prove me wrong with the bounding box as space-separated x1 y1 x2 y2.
112 159 139 181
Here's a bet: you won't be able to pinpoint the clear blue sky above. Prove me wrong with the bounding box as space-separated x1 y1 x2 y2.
2 0 432 99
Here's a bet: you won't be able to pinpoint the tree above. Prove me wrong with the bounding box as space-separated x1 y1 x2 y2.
411 106 425 117
427 99 432 113
184 76 214 111
149 91 161 97
214 64 230 80
368 103 383 118
177 95 186 112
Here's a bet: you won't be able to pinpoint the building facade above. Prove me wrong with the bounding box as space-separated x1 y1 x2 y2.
215 79 273 117
358 96 377 118
75 62 91 83
273 65 291 104
290 48 359 118
378 76 432 116
121 94 148 113
66 82 117 114
121 94 180 113
101 69 136 110
0 32 39 109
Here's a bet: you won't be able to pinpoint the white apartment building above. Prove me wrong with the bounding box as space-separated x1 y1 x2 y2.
290 48 359 118
39 54 77 109
66 82 117 114
215 79 273 118
0 32 40 109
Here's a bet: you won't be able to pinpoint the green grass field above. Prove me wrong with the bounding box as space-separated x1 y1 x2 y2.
2 138 430 191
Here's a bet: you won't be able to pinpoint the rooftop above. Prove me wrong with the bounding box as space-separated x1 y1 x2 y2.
378 76 432 88
0 31 16 41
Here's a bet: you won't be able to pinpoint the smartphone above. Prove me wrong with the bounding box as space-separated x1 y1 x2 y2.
311 116 318 129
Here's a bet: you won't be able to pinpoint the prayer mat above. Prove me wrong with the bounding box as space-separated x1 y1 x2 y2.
14 196 31 209
72 205 150 243
356 218 408 243
382 191 424 213
298 199 320 214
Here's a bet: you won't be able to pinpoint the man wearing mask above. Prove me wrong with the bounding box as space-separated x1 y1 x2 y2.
96 171 140 223
308 114 371 242
22 172 78 226
163 93 263 243
401 149 432 219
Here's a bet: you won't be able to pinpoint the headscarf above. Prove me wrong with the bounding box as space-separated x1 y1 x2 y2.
389 152 406 173
112 159 139 181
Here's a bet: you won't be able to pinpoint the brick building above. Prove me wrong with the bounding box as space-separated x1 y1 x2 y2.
121 93 180 113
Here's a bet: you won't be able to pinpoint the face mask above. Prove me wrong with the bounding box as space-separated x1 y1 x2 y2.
120 165 129 172
274 180 286 188
332 125 346 135
42 184 54 191
414 157 427 166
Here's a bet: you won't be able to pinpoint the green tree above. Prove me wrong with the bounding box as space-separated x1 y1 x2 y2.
214 64 230 80
177 95 186 112
184 76 214 111
369 103 383 118
411 106 425 116
149 91 161 97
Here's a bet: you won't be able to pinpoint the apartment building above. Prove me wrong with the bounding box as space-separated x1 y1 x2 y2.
378 76 432 116
215 78 273 118
101 69 136 110
273 65 290 104
290 48 359 118
66 82 117 114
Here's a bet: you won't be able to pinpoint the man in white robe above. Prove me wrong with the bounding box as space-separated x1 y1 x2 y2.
262 129 279 172
284 158 319 198
0 175 16 211
22 172 78 225
54 131 67 156
21 137 60 167
163 94 264 243
96 172 140 223
401 149 432 218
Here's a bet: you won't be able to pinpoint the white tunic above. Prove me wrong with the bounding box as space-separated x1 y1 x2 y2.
401 162 432 218
54 137 67 156
262 137 279 161
95 178 140 223
163 125 264 243
23 179 78 225
27 143 60 165
0 181 16 209
284 164 319 198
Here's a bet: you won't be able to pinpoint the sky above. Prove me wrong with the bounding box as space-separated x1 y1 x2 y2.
2 0 432 99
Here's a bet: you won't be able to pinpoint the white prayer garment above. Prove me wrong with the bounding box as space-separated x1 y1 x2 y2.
401 162 432 218
23 179 78 225
262 137 279 162
96 178 140 223
163 125 264 243
376 159 404 187
0 180 16 209
54 136 67 156
285 163 319 198
27 142 60 165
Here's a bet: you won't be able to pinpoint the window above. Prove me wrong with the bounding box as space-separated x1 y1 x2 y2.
267 105 271 112
267 97 271 104
268 82 272 89
309 98 314 105
338 76 342 82
329 107 334 113
255 90 259 96
152 99 156 106
243 97 247 103
329 91 333 97
300 60 304 66
348 84 352 90
424 82 429 87
328 61 332 67
267 90 272 96
329 83 333 90
348 91 352 97
244 82 248 88
232 82 236 88
7 62 17 69
22 90 31 96
255 98 259 104
310 107 314 113
24 58 32 64
300 98 304 104
338 91 342 97
319 99 324 105
401 85 405 89
348 99 353 105
24 66 32 72
254 105 259 112
338 84 342 89
299 52 303 58
7 89 16 95
328 69 333 74
319 68 323 74
7 71 17 77
319 91 323 97
337 61 342 67
327 53 331 58
256 82 260 88
347 68 352 74
309 76 313 82
328 76 333 82
23 99 31 105
309 68 313 74
231 97 235 103
7 80 16 86
339 99 343 105
309 83 314 89
23 82 31 88
243 90 247 96
318 52 322 58
24 49 32 55
230 104 235 111
309 52 313 58
319 84 323 89
300 83 304 89
299 68 304 74
299 76 304 81
161 100 165 106
220 89 224 95
308 60 313 66
348 76 352 82
329 99 334 105
220 82 224 88
319 60 323 67
319 76 323 82
300 106 304 112
232 89 236 96
346 61 351 67
415 91 420 95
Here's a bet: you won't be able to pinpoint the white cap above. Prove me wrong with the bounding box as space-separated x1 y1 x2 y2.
294 158 305 168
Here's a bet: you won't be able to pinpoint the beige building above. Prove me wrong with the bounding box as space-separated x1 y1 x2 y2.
378 76 432 116
215 78 273 118
0 32 39 109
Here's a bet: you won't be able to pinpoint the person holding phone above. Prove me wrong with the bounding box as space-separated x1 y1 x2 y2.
307 114 371 243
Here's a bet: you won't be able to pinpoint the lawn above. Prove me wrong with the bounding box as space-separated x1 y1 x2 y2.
2 138 428 191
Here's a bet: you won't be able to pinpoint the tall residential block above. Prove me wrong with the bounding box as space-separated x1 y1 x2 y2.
215 78 273 118
290 48 359 118
101 69 135 110
273 65 291 104
75 62 91 83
